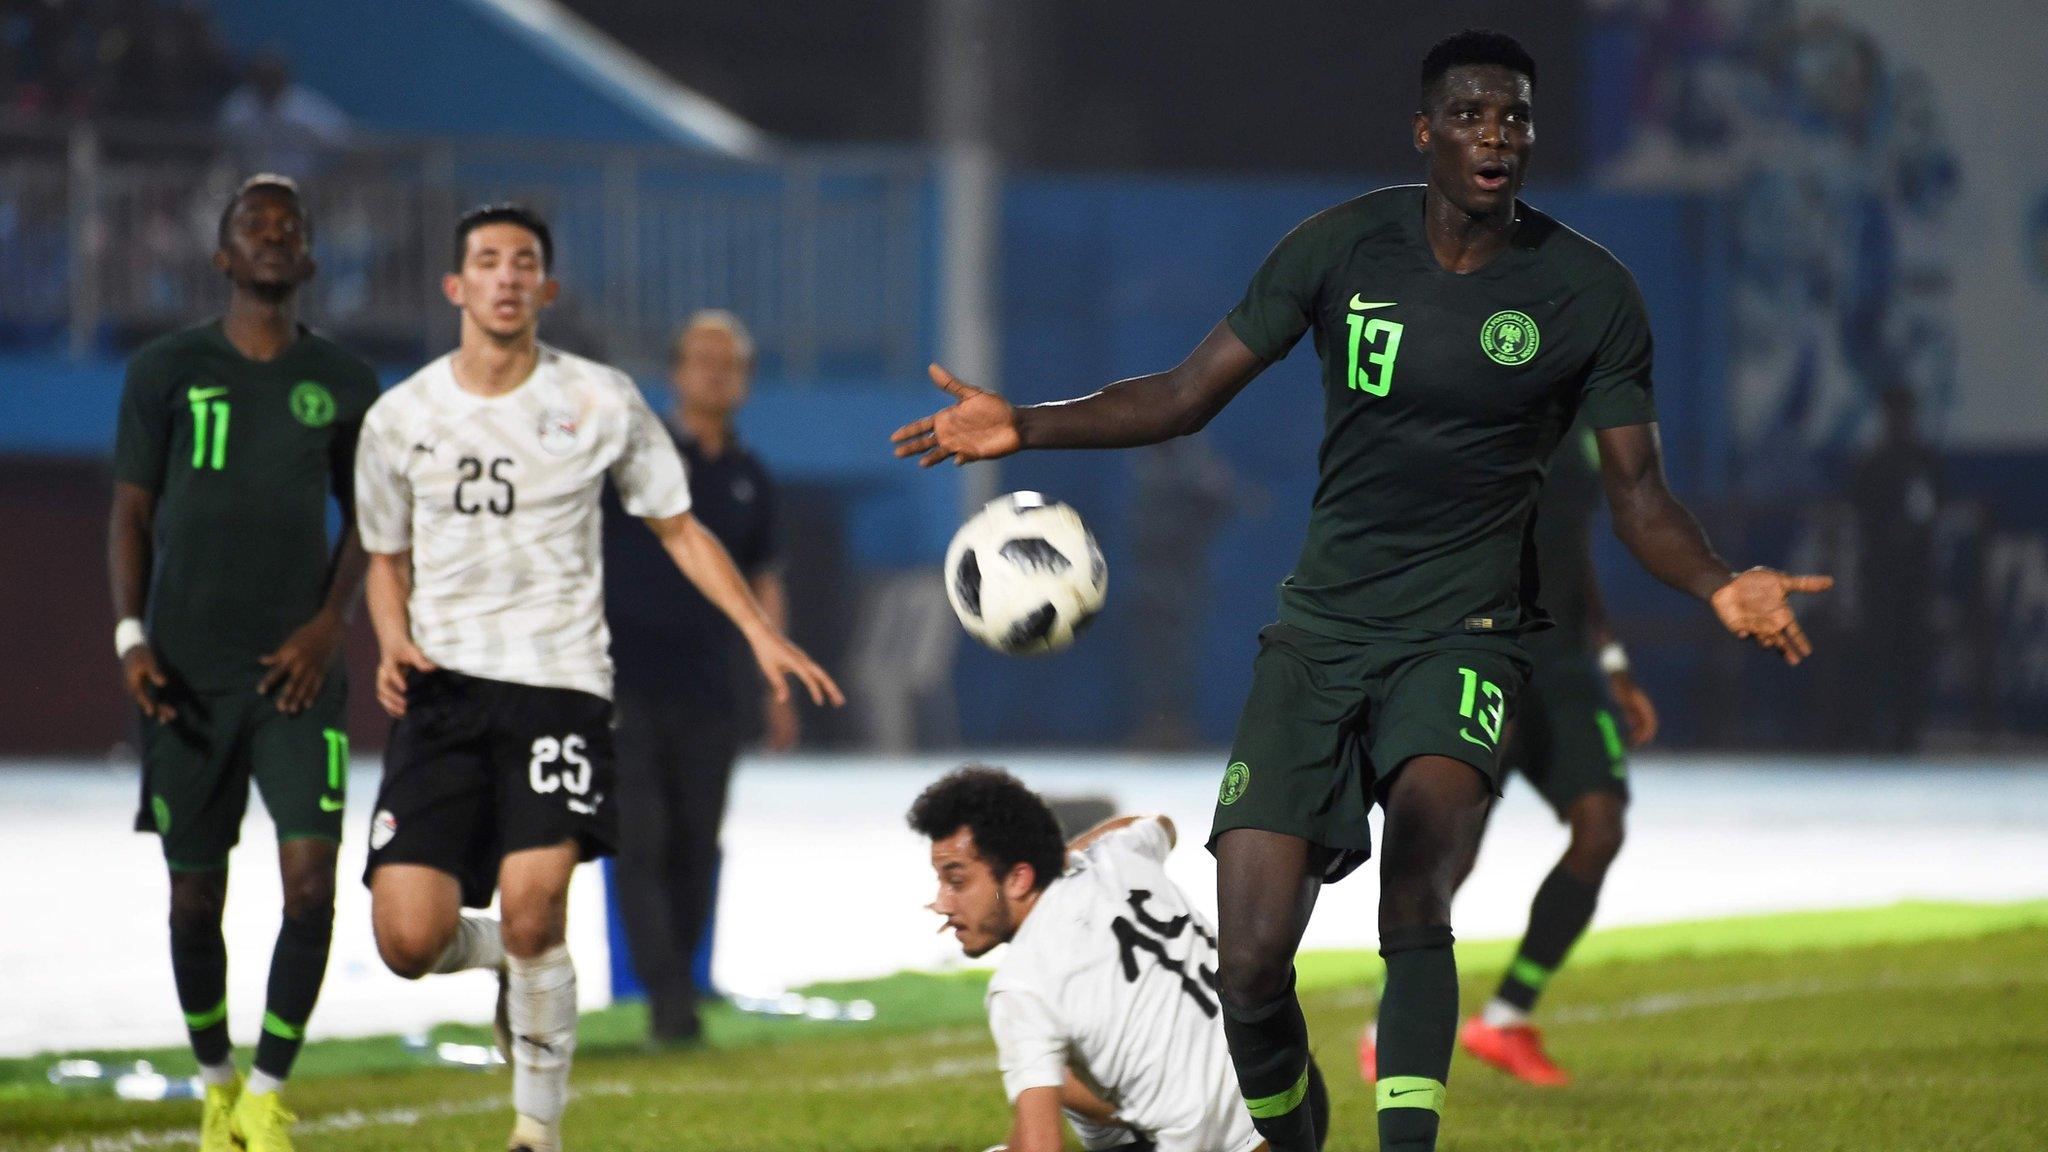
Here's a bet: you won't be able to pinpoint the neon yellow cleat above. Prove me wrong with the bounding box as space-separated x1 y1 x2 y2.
232 1090 300 1152
198 1077 242 1152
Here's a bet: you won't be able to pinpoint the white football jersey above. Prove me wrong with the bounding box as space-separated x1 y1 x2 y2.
354 345 691 699
985 820 1259 1152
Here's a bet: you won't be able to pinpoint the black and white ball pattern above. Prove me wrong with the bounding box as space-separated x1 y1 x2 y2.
945 492 1108 655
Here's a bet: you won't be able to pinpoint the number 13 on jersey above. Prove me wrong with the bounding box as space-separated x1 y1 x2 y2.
1346 306 1403 397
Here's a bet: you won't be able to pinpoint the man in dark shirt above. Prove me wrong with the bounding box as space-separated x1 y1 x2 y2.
603 309 791 1044
108 176 379 1151
892 31 1828 1152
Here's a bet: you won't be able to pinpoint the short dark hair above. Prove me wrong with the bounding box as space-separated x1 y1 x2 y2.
907 766 1065 893
217 174 310 250
1421 29 1536 109
453 202 553 272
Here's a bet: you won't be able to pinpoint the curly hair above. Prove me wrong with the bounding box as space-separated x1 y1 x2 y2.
906 765 1065 892
1421 29 1536 109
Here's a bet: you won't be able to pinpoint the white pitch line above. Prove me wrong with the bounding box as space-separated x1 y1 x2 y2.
35 1056 991 1152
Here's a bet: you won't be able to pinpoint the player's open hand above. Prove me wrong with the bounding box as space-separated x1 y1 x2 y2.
1709 567 1834 665
375 640 438 718
747 631 845 709
259 609 343 714
122 643 176 722
1607 671 1659 747
890 364 1022 467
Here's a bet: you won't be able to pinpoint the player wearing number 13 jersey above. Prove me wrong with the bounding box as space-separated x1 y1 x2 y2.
911 767 1327 1152
354 204 842 1152
894 31 1831 1152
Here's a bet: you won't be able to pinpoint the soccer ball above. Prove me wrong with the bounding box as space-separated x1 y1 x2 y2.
945 492 1107 655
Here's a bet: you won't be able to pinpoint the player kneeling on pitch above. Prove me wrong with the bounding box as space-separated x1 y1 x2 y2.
911 767 1328 1152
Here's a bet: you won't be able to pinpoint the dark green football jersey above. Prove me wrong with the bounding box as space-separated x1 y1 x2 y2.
1226 185 1656 643
1529 423 1604 651
113 321 380 690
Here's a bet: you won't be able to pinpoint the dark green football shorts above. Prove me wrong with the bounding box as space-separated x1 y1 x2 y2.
135 672 350 871
1208 623 1529 882
1505 633 1630 816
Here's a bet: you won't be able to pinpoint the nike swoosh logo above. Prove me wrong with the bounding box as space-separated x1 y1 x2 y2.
1349 296 1397 311
187 386 230 402
1389 1087 1435 1098
319 796 346 812
1459 728 1494 751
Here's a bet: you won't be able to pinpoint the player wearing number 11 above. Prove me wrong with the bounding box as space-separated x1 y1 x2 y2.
352 203 843 1152
894 30 1830 1152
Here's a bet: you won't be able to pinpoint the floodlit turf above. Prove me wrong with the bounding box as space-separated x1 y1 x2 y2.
6 902 2046 1151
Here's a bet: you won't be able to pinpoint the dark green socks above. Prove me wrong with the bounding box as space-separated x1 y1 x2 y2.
1496 865 1602 1012
1377 925 1457 1152
253 907 333 1080
170 918 231 1067
1221 971 1322 1152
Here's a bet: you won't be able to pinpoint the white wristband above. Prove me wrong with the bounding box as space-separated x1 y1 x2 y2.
1597 641 1630 676
115 617 148 659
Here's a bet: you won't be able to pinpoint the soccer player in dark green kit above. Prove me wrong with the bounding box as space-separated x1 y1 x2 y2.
893 30 1830 1152
108 175 380 1152
1357 423 1662 1088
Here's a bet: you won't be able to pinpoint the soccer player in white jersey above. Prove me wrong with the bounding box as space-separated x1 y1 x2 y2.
354 204 843 1152
910 767 1327 1152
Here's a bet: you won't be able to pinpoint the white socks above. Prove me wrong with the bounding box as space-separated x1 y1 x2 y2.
1482 997 1532 1029
198 1062 238 1088
244 1070 282 1097
432 915 506 975
506 944 578 1126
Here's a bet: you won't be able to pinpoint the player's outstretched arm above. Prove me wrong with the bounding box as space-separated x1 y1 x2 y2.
1595 423 1833 665
108 481 174 721
889 320 1268 467
365 550 435 717
644 511 846 708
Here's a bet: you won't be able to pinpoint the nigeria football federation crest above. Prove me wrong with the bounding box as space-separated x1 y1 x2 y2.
290 381 336 427
1480 310 1539 366
1218 761 1250 806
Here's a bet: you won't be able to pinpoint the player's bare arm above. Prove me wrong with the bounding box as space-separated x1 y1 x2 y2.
1595 421 1832 664
890 320 1267 466
364 549 436 717
1002 1085 1066 1152
750 567 802 750
1058 1070 1122 1127
1066 813 1177 853
644 511 845 708
1573 512 1658 747
258 439 374 714
107 480 174 721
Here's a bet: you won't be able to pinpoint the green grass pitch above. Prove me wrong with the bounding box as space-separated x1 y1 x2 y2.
5 902 2045 1151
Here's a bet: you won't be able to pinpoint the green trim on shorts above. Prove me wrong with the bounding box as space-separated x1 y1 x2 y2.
1594 709 1627 775
1244 1066 1311 1118
166 856 230 873
261 1012 304 1041
1375 1076 1446 1113
184 1000 228 1031
1509 954 1555 990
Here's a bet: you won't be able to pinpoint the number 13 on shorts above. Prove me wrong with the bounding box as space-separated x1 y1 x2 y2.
1456 666 1505 751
